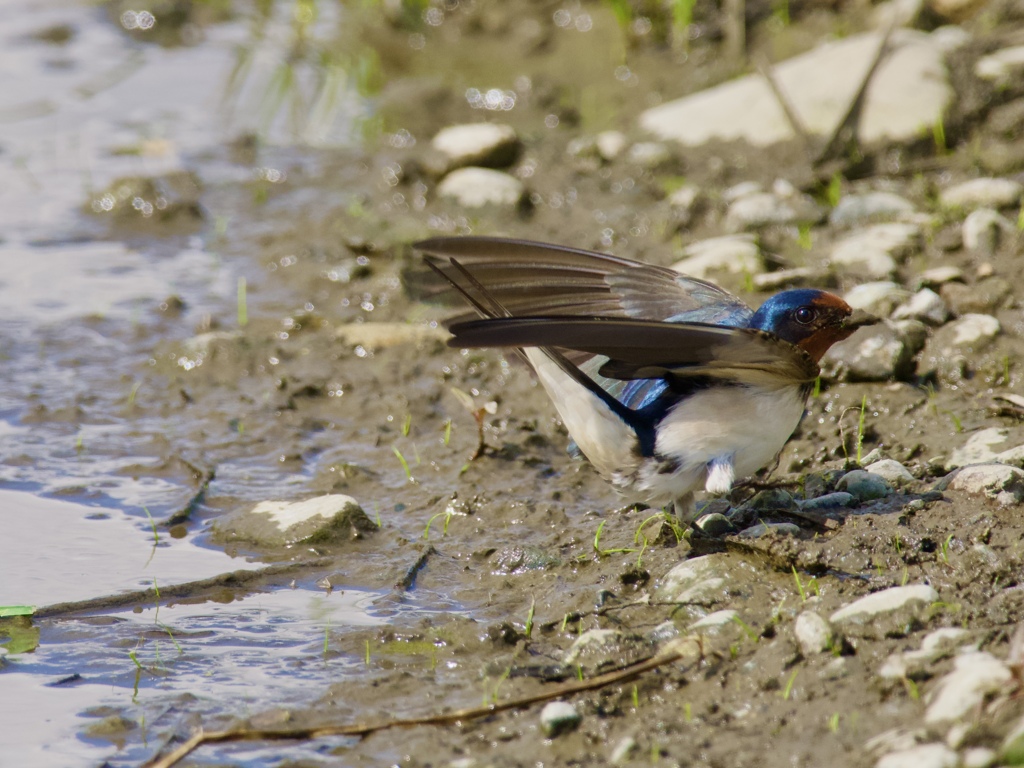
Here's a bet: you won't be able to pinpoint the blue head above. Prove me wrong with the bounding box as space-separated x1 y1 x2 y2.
748 289 867 361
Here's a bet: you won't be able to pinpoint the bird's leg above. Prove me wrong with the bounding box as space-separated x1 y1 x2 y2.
704 454 736 496
672 491 697 523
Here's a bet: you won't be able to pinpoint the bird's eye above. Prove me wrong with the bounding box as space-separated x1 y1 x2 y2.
794 306 816 325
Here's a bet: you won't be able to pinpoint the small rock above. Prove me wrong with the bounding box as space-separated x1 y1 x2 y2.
829 191 916 226
725 192 822 232
975 45 1024 86
723 181 763 201
891 288 948 326
689 609 740 633
875 743 958 768
667 184 701 211
431 123 519 169
961 747 997 768
695 512 735 537
962 209 1014 256
212 495 376 547
948 313 1001 346
563 628 653 669
436 167 525 208
940 177 1023 210
925 651 1012 725
822 322 920 382
948 464 1024 506
799 491 856 511
671 234 762 279
753 267 828 291
745 488 797 512
940 278 1011 315
837 470 893 501
917 266 964 288
830 584 938 638
831 223 920 279
658 555 728 603
794 611 833 655
627 141 673 169
737 522 801 538
540 701 581 738
865 459 916 487
945 428 1009 470
918 313 1000 383
845 282 912 317
596 130 629 161
610 736 638 763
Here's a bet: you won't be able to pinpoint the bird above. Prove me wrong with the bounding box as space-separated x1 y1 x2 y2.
415 236 874 522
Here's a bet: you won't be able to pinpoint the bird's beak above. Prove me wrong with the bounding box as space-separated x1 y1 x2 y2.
843 308 878 331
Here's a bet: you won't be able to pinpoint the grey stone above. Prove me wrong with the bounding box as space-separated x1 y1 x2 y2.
725 192 823 232
918 313 1000 383
794 611 833 655
925 651 1012 725
671 234 762 279
945 313 1001 346
737 522 801 538
945 428 1010 470
822 322 920 382
431 123 519 169
658 555 728 603
845 282 912 317
948 464 1024 506
540 701 581 737
865 459 916 487
830 223 920 279
837 470 893 501
875 744 958 768
695 512 736 537
799 491 856 510
639 31 953 149
563 628 651 668
830 584 938 638
436 167 525 208
940 277 1011 315
212 494 376 547
689 609 740 633
891 288 948 326
940 177 1023 210
829 191 916 226
962 208 1014 256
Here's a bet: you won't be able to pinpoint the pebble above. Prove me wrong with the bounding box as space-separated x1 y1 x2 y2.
799 491 856 511
658 555 728 603
890 288 948 326
925 651 1012 724
961 747 997 768
695 512 735 537
837 470 893 501
961 208 1014 256
974 45 1024 85
945 428 1010 469
940 277 1011 315
830 584 938 638
878 627 973 680
948 464 1024 506
626 141 673 169
939 177 1023 210
822 322 920 382
431 123 519 168
689 609 740 633
212 494 376 547
917 265 964 288
610 736 638 763
725 192 822 232
540 701 581 737
737 522 801 538
794 611 833 655
668 184 701 212
596 130 629 161
723 181 763 201
845 282 911 317
864 459 916 487
830 223 920 279
436 167 525 208
875 743 958 768
671 234 762 279
949 313 1001 347
562 628 625 665
829 191 916 226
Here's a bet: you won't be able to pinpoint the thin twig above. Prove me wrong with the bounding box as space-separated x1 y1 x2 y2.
756 58 813 158
142 637 702 768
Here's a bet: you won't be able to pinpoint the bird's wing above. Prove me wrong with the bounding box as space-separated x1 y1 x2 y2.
414 237 754 326
446 316 820 386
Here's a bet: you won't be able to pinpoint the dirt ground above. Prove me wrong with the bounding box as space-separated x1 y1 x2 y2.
58 0 1024 765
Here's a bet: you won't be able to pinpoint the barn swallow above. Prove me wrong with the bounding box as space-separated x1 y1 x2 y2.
416 237 874 521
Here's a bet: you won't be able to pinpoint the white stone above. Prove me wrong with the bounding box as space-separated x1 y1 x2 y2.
945 428 1008 469
689 609 739 631
725 193 819 232
671 234 762 279
920 627 971 654
876 743 958 768
962 208 1014 254
436 167 524 208
540 701 581 737
596 130 629 161
639 31 952 148
918 265 963 286
961 747 996 768
940 178 1024 210
723 181 763 201
865 459 916 487
431 123 518 167
829 191 916 226
563 629 624 664
668 184 701 211
659 555 729 602
831 223 920 279
627 142 672 169
845 282 911 315
610 736 638 763
950 313 1000 346
830 584 938 636
794 611 833 655
253 495 363 531
948 464 1024 506
975 45 1024 85
891 288 948 325
925 651 1012 724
